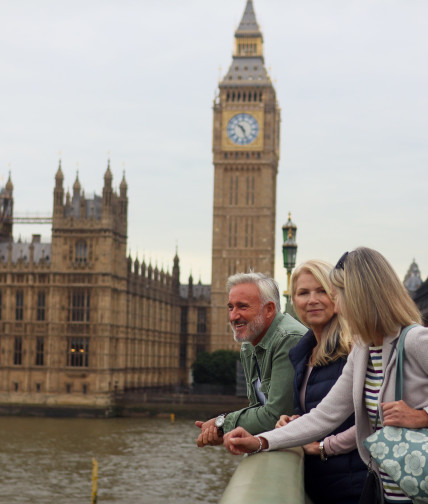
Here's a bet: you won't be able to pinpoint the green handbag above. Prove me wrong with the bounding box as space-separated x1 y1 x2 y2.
363 325 428 503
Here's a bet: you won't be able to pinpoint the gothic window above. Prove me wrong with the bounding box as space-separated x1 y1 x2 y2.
37 291 45 321
228 219 232 247
197 308 207 333
36 337 44 366
180 307 188 335
67 337 89 367
69 289 90 322
179 334 187 369
245 175 255 205
75 240 87 263
16 290 24 321
14 337 22 365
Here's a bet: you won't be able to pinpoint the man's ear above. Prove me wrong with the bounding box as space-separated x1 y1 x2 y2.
264 301 276 320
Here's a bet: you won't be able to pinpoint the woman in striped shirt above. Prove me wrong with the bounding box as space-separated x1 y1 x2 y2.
223 247 428 504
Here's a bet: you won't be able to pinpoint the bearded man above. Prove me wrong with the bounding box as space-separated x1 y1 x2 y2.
196 272 305 447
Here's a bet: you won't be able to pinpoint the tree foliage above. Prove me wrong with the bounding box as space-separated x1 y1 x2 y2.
191 350 240 386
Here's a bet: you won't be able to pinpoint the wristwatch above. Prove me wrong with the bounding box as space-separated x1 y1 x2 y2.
319 440 328 462
215 414 227 435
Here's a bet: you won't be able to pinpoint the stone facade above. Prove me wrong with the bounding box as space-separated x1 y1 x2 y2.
0 166 210 413
210 0 280 351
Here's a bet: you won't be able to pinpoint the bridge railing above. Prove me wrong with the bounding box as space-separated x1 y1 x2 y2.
219 447 311 504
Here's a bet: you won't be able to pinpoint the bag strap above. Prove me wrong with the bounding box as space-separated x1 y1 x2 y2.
394 324 419 401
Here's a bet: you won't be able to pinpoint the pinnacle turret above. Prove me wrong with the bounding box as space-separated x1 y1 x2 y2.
222 0 268 83
5 171 13 192
236 0 261 36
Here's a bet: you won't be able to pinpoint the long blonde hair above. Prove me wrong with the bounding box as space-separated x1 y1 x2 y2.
330 247 421 345
291 259 352 366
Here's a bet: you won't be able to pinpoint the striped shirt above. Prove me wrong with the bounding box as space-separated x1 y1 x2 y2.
364 346 411 504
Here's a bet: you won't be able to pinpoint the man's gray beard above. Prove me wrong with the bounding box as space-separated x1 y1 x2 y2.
232 311 265 343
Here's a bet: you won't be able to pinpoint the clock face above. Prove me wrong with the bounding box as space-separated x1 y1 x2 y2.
227 113 259 145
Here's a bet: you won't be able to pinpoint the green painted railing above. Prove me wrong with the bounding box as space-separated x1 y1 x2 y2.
219 448 311 504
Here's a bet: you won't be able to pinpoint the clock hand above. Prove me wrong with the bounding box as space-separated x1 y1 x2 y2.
237 124 246 136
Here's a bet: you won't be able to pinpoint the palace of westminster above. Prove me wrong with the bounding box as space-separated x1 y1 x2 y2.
1 1 426 414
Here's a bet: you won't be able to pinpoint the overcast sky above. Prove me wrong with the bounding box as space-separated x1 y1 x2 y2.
1 0 427 297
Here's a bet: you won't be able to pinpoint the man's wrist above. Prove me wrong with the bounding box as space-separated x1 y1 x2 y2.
215 413 228 435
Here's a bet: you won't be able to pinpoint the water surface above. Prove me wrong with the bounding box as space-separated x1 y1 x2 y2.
0 416 240 504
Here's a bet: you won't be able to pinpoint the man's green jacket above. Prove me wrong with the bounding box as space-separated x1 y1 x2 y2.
224 312 305 434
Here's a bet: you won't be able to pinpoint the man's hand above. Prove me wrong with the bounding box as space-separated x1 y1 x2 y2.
195 418 223 447
382 400 428 428
275 414 300 428
223 427 267 455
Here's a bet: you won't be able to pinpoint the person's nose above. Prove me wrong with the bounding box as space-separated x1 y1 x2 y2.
308 292 319 304
229 307 240 321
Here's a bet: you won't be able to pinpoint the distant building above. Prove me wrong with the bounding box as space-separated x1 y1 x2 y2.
0 166 209 414
404 259 428 326
403 259 423 294
210 0 280 350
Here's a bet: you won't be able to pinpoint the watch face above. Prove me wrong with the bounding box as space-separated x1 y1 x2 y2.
215 415 225 428
227 113 259 145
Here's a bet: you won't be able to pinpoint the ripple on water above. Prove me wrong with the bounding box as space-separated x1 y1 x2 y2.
0 416 241 504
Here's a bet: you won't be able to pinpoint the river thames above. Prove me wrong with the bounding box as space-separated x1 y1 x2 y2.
0 416 241 504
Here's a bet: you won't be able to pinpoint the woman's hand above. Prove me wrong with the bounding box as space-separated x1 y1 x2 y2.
303 441 321 456
382 400 428 428
275 414 300 428
223 427 267 455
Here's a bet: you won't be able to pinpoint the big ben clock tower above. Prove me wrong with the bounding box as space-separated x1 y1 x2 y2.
210 0 281 351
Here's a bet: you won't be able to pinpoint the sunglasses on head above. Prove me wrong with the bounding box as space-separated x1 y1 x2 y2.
335 251 349 270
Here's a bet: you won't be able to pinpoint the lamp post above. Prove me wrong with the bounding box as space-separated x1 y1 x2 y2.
282 213 298 313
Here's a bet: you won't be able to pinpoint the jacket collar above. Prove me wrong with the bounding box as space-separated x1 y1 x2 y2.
255 312 283 350
289 329 314 367
241 312 284 354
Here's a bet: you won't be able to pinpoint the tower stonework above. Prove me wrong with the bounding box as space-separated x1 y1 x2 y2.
210 0 280 351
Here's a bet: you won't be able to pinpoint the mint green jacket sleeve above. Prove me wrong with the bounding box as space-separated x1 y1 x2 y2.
223 332 301 435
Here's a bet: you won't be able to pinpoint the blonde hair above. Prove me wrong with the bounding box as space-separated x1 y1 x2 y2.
291 259 353 366
330 247 422 345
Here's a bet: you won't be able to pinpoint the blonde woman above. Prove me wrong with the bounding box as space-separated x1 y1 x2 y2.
284 260 366 504
223 248 428 504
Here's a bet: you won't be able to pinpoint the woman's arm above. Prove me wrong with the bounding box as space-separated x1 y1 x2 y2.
259 346 358 451
382 400 428 428
223 427 268 455
323 425 357 456
381 326 428 428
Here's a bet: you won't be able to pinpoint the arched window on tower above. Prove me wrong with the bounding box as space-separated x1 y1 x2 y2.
75 240 87 264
